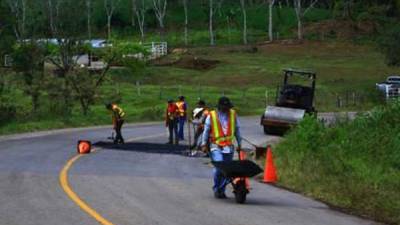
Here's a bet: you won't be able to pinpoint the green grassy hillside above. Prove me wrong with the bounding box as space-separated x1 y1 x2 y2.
275 101 400 225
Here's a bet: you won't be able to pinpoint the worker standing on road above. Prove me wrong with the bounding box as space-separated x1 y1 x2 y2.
201 97 242 199
176 96 187 141
191 100 210 150
166 99 179 145
106 103 125 144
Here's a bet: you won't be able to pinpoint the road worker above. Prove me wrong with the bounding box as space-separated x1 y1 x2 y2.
191 100 210 150
106 103 125 144
201 96 242 199
166 99 179 145
176 96 187 141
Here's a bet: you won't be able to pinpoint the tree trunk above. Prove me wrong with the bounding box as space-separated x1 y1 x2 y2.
131 0 136 27
183 0 188 45
209 0 215 46
297 14 302 40
21 0 26 38
135 0 145 41
87 0 92 39
268 0 274 41
294 0 303 40
240 0 247 45
107 15 112 40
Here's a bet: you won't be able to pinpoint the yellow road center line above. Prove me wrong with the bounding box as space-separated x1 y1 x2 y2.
59 132 165 225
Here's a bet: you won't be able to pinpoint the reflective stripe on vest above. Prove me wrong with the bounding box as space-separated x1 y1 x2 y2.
210 109 236 147
112 105 125 118
176 101 185 117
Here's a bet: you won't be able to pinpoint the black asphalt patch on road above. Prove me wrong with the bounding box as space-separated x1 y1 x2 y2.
94 141 189 155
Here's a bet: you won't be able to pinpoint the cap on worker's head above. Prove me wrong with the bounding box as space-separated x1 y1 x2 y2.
167 99 174 103
178 96 185 101
197 100 206 106
105 103 113 109
218 96 233 108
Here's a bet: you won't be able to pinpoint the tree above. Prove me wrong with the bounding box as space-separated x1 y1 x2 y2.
131 0 136 27
133 0 147 40
86 0 92 39
47 0 63 36
104 0 121 40
208 0 224 46
293 0 319 40
379 24 400 67
183 0 189 45
6 0 27 40
11 42 47 112
240 0 248 44
268 0 276 41
209 0 215 45
69 42 147 115
152 0 168 39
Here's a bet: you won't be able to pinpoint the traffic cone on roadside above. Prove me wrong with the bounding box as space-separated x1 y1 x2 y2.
77 140 91 154
263 146 277 183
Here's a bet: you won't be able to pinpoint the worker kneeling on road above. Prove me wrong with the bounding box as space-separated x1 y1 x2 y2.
106 103 125 144
191 100 209 150
201 97 242 199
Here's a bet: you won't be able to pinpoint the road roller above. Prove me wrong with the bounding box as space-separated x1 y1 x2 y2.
261 69 317 135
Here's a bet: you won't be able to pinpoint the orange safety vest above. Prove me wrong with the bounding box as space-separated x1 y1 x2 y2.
176 101 186 117
209 109 236 147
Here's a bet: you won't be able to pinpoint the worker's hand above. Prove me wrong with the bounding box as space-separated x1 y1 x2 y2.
236 145 242 153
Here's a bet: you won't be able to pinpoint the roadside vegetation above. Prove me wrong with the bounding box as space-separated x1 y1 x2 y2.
1 41 398 135
275 100 400 225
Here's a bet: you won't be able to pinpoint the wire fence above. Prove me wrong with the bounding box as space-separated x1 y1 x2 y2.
119 82 383 113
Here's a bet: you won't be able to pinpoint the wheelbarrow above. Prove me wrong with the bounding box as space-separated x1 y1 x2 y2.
212 150 263 204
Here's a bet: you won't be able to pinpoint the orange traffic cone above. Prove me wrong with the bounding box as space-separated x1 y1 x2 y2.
263 146 277 183
77 140 91 154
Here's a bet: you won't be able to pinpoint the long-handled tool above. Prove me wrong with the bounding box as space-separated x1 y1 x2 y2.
107 131 115 141
241 137 268 159
187 119 192 156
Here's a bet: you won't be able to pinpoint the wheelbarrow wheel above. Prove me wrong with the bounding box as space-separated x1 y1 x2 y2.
234 180 247 204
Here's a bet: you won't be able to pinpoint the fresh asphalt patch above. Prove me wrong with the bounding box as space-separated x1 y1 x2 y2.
94 141 190 155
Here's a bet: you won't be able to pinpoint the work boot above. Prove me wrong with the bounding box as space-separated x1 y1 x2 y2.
214 191 227 199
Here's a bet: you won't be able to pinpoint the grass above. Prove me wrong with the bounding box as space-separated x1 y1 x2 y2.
274 101 400 225
1 40 399 135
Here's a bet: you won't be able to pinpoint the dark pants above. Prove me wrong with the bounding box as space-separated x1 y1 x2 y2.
114 119 124 144
168 119 179 144
178 117 186 140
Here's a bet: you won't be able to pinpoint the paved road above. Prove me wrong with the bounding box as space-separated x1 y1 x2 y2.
0 117 379 225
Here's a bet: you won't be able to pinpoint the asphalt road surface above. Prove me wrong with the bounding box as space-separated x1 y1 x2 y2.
0 117 380 225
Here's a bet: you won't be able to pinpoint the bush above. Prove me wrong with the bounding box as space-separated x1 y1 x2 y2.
0 97 16 124
378 24 400 67
275 101 400 224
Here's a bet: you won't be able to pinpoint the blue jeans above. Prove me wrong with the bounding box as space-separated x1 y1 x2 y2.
178 117 186 140
211 149 234 193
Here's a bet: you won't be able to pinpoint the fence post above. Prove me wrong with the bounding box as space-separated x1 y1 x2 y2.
352 92 356 106
336 95 342 108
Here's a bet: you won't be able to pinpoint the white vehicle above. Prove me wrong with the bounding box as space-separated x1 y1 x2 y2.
376 75 400 99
